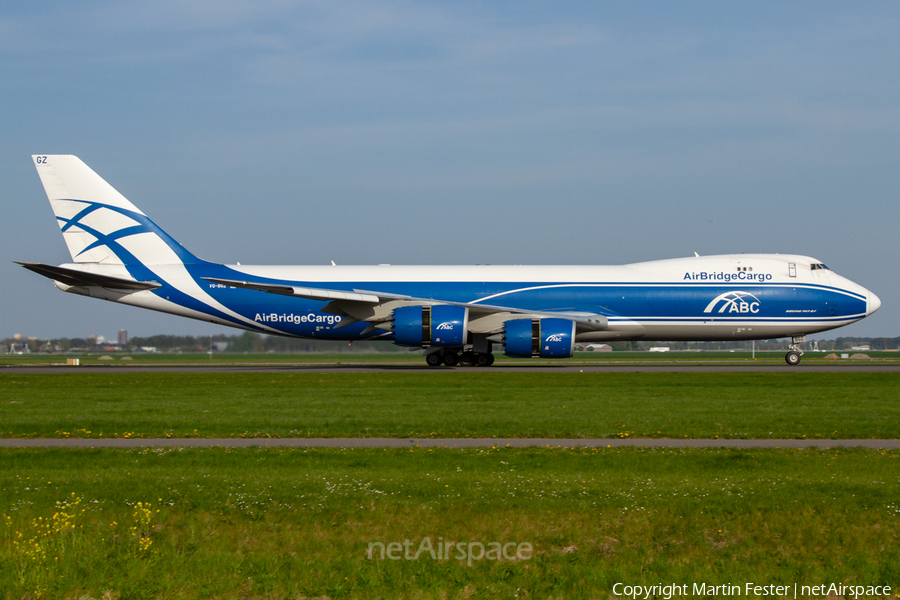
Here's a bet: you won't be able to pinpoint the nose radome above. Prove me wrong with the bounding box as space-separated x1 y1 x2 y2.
867 291 882 316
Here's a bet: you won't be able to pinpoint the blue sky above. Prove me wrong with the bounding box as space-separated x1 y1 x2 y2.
2 1 898 340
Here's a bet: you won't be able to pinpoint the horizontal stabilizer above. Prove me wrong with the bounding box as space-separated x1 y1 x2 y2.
16 262 161 291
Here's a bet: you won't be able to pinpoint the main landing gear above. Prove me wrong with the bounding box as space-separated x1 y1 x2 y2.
784 335 805 366
425 349 494 367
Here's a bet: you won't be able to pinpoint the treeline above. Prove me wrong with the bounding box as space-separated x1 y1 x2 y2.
4 332 403 353
3 333 898 354
604 340 794 352
830 337 900 351
129 332 404 353
606 337 900 351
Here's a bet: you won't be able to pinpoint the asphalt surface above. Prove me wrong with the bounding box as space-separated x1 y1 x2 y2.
3 363 900 374
2 438 898 449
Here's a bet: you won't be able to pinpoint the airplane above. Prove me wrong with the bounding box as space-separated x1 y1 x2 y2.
19 155 881 366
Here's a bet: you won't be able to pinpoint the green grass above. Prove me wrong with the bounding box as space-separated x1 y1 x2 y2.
1 447 898 600
2 370 898 598
1 372 898 439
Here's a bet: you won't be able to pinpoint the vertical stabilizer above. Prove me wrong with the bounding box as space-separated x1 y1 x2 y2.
32 155 199 265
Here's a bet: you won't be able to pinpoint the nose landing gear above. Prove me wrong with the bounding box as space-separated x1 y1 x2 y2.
784 335 805 366
785 350 802 366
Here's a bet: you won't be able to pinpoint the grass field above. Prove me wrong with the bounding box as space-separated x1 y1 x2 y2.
1 446 898 599
1 372 898 439
2 369 898 599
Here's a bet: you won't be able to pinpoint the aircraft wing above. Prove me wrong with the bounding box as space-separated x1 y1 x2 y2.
16 262 162 291
202 277 395 303
201 276 609 333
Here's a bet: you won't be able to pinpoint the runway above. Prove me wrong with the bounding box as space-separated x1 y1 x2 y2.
2 437 898 449
3 363 900 374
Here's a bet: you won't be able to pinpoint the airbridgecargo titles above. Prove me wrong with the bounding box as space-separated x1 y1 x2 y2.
254 313 343 325
20 155 881 367
683 271 773 282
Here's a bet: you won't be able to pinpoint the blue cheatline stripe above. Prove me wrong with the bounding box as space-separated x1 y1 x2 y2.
470 282 866 303
609 316 863 323
188 266 866 325
52 201 274 332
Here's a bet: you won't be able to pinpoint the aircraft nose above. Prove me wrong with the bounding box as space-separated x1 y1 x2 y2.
867 290 882 316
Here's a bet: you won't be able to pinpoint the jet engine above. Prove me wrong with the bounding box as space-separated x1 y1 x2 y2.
391 305 469 347
500 317 576 358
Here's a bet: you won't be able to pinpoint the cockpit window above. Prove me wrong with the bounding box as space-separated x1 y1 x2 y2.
810 263 830 271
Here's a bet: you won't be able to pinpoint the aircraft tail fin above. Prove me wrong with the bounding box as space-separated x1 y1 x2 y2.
31 155 201 265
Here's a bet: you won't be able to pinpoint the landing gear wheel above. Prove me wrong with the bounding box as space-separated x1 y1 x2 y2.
442 352 460 367
785 336 805 366
785 351 801 366
460 351 476 366
425 353 443 367
475 353 493 367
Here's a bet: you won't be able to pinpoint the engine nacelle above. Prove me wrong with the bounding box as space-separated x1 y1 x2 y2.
502 317 576 358
392 305 469 347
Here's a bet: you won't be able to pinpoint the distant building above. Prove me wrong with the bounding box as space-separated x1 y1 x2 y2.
118 330 128 346
576 343 612 352
649 347 671 352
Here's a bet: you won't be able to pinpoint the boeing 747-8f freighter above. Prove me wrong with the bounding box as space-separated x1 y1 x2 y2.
20 155 881 366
